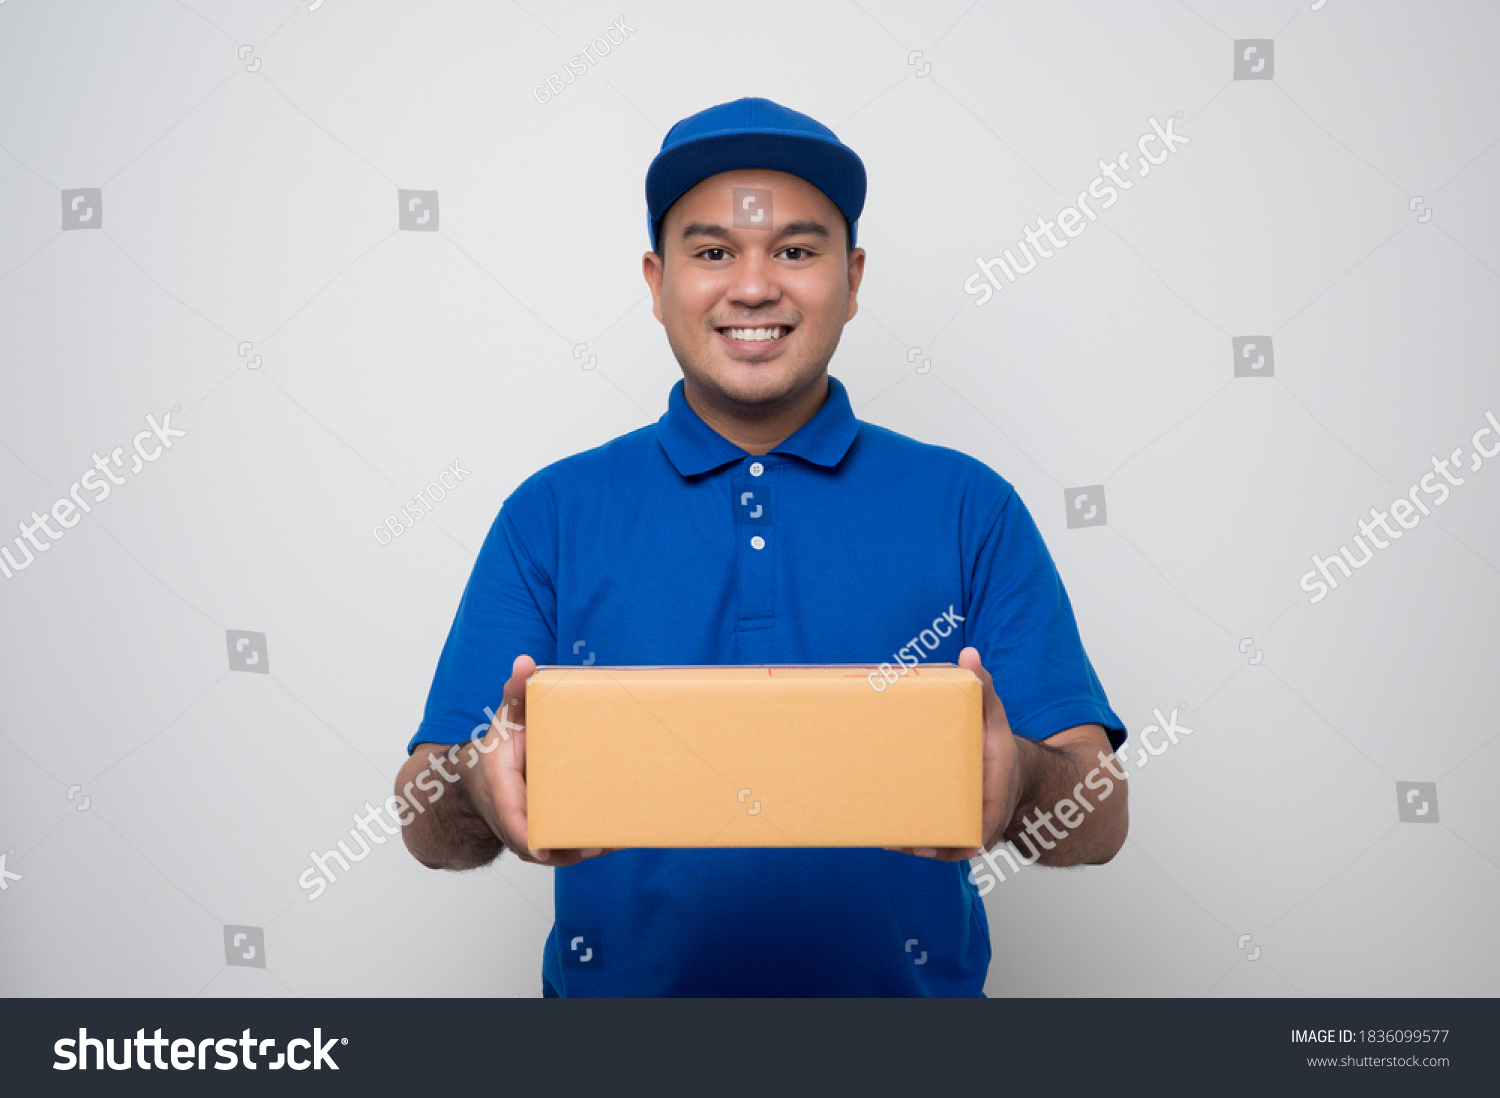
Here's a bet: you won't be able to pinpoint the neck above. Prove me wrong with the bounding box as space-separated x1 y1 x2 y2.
683 373 829 455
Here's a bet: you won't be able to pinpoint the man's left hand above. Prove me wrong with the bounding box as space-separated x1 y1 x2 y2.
885 645 1021 862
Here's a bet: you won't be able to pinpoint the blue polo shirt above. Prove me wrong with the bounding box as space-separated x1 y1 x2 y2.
410 374 1125 996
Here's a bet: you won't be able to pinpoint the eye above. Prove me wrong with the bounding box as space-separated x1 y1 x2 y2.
780 246 810 260
696 247 729 261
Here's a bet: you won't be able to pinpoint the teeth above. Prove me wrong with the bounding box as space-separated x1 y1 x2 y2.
723 327 786 342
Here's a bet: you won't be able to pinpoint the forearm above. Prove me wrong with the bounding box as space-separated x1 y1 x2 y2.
998 733 1128 866
397 743 504 871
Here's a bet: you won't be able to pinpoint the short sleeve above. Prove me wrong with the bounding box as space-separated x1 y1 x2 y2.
966 485 1127 750
407 478 559 754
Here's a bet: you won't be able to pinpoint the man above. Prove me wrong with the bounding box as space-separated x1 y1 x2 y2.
396 97 1128 996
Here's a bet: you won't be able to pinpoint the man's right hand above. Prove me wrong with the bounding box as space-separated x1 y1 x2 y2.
466 654 612 867
399 653 612 870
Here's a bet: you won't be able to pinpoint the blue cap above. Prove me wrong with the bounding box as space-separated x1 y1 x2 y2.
645 97 867 252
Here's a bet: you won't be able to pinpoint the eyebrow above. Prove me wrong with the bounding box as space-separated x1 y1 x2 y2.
678 218 832 245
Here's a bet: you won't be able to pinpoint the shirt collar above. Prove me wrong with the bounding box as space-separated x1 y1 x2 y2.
656 374 861 477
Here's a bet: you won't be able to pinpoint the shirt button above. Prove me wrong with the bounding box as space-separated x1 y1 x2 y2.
750 535 766 550
749 461 764 477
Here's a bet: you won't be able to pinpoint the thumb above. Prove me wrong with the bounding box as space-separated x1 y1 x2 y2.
499 654 536 734
958 646 1009 728
957 645 988 686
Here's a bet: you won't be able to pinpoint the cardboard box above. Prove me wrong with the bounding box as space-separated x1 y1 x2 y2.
526 664 982 849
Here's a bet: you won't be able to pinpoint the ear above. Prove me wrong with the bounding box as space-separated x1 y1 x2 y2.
642 250 665 324
844 246 867 323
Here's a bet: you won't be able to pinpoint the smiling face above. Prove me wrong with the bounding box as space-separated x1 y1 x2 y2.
643 169 865 417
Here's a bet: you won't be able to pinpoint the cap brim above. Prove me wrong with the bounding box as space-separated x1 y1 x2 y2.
647 131 866 250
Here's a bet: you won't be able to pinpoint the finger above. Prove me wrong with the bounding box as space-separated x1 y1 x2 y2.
484 653 536 850
492 727 534 861
958 646 1010 728
506 652 535 707
884 845 978 864
932 846 980 862
539 847 617 868
958 646 1015 847
498 653 536 754
893 846 976 862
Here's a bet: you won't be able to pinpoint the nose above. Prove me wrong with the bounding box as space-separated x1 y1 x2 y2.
725 246 781 310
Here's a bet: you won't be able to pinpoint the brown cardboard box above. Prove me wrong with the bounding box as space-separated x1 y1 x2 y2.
526 664 982 849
